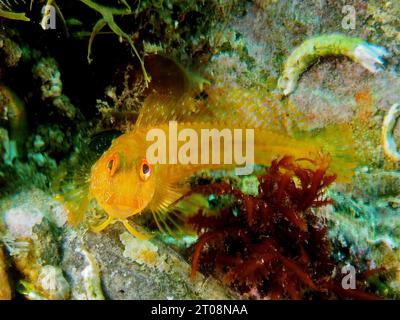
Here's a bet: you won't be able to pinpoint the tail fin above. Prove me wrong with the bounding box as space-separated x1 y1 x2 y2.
293 123 359 182
253 123 359 182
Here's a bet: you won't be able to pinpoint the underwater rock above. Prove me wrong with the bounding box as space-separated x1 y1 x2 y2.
0 35 22 67
0 189 69 300
0 188 237 299
120 232 159 267
63 223 238 300
349 170 400 199
32 57 62 99
210 1 398 91
63 240 105 300
33 124 73 156
35 265 70 300
320 192 400 298
32 57 78 120
0 244 11 300
366 1 400 69
289 63 400 130
201 2 400 183
215 0 341 87
288 63 400 170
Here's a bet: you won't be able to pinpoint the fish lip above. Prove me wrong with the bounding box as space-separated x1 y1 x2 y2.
110 203 141 217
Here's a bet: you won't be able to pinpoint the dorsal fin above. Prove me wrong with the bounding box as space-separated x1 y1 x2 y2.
133 54 212 128
135 93 214 128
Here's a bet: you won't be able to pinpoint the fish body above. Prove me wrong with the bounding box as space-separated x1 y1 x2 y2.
89 122 317 215
86 87 358 238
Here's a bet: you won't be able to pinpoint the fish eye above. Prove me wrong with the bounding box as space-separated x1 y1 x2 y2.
106 153 119 177
139 159 151 181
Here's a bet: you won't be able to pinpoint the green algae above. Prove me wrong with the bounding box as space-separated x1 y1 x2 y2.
0 9 30 22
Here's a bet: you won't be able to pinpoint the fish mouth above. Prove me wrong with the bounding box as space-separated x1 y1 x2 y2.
109 204 141 218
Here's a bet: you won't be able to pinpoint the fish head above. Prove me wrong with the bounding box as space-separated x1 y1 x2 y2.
89 133 156 219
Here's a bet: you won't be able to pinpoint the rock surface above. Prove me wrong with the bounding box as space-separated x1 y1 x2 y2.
0 189 237 300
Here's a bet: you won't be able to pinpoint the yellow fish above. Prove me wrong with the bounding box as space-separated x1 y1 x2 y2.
63 56 359 239
79 84 357 239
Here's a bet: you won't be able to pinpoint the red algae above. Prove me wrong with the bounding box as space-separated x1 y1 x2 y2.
188 155 381 299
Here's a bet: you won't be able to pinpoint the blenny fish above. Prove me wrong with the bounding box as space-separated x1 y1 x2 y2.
66 55 362 239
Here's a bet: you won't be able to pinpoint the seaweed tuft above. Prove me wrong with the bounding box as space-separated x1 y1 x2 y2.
188 155 381 299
